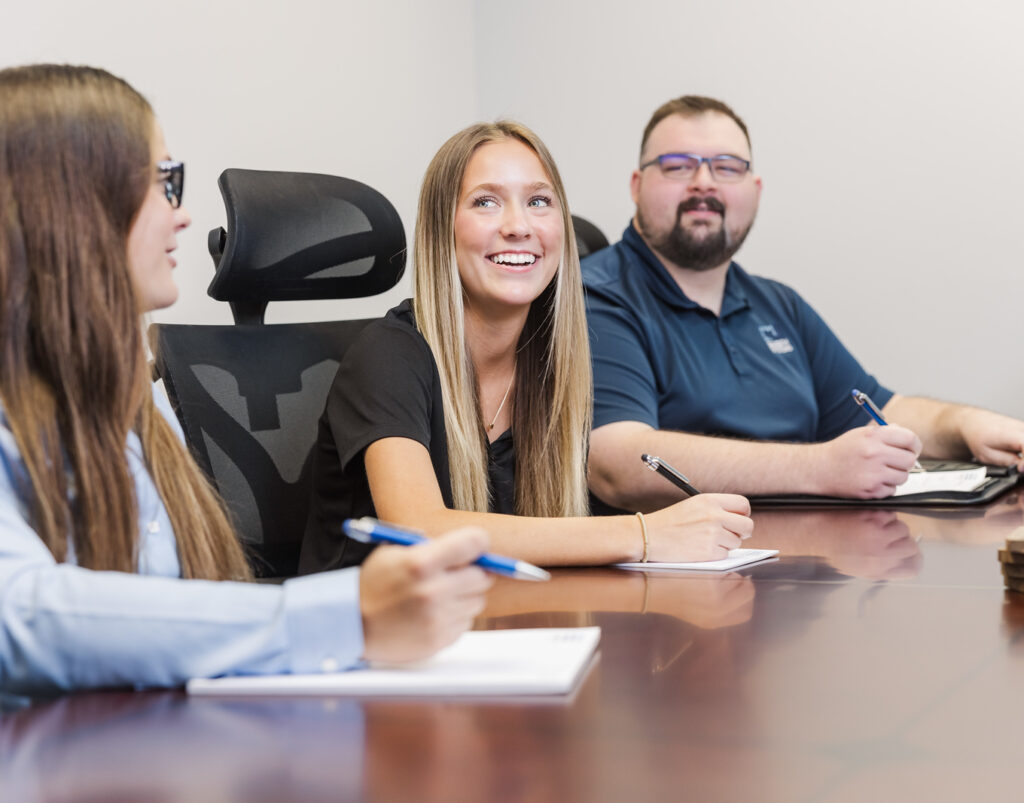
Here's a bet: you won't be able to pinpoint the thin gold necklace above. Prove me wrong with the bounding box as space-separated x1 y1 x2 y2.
487 361 516 431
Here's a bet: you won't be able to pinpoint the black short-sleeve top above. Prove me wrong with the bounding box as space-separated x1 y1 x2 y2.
298 299 515 573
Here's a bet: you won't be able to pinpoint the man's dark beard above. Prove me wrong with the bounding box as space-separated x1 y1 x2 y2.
640 196 752 272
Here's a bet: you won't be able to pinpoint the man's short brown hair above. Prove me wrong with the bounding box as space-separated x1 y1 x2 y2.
640 96 751 160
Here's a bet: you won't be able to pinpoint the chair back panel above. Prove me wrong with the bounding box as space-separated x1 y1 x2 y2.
154 319 372 577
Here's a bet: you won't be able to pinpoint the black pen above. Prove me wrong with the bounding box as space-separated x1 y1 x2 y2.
641 454 701 497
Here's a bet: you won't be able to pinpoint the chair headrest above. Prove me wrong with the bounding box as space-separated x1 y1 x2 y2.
207 169 406 307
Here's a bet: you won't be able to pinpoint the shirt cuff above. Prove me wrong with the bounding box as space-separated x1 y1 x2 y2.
281 568 364 673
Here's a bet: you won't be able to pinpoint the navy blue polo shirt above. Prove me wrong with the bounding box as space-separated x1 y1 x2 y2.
582 223 892 442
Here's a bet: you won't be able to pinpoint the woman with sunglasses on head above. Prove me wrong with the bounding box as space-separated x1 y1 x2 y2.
299 122 753 573
0 64 491 693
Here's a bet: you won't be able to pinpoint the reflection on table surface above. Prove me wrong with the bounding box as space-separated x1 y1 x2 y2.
5 495 1024 802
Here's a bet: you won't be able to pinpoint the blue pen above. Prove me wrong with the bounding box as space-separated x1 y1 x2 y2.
850 388 887 426
851 389 923 470
343 517 551 582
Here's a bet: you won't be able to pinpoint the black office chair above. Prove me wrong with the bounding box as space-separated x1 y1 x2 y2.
152 169 406 578
571 214 609 259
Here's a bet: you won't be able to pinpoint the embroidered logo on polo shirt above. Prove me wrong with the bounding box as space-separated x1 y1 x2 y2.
758 324 794 355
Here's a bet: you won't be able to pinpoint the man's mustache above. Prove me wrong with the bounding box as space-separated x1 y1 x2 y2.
678 196 725 216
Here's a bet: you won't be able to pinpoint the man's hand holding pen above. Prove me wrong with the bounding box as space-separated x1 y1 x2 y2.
813 425 922 499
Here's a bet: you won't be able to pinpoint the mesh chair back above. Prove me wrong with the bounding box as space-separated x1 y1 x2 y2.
155 321 374 577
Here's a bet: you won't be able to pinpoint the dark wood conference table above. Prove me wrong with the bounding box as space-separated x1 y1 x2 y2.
4 494 1024 802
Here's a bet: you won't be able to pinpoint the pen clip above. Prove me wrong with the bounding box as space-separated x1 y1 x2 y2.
851 388 886 422
640 453 700 496
341 517 376 543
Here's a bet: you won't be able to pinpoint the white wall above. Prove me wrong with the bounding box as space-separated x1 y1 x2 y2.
4 0 1022 415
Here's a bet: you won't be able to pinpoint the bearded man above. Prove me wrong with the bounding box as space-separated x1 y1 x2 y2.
583 95 1024 511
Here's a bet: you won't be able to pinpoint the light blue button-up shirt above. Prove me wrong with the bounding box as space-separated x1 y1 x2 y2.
0 386 363 693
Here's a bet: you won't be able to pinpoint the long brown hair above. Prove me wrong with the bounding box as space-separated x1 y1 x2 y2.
0 64 250 580
414 121 591 518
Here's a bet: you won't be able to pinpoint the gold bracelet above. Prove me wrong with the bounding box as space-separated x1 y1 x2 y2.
635 511 649 563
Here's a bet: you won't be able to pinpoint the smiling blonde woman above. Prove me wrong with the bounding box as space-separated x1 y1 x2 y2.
300 121 754 573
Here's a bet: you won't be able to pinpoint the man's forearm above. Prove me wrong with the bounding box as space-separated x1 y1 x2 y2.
589 421 922 509
589 424 829 510
883 394 1024 468
882 394 970 459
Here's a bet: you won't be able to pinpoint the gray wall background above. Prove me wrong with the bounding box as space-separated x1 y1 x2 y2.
5 0 1022 415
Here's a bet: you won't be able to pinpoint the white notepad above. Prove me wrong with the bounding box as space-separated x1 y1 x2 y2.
186 627 601 698
892 466 987 497
616 547 779 572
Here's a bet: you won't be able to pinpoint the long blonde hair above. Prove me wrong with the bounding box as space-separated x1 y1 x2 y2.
0 64 250 581
414 121 591 517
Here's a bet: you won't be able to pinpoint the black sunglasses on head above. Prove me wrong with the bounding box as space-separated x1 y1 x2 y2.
156 160 184 208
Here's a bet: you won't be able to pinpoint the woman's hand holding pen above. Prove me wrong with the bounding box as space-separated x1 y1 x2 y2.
644 494 753 562
359 527 493 663
816 425 922 498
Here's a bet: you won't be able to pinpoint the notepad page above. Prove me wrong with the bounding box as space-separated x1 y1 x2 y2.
891 466 987 497
615 548 779 572
187 627 601 697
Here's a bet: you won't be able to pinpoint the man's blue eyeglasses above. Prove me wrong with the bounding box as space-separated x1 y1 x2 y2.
639 153 751 183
